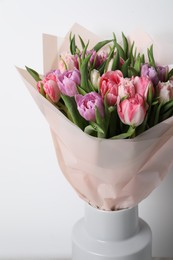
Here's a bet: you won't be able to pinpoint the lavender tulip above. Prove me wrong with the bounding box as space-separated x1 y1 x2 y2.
57 69 80 97
75 92 104 121
84 50 107 69
157 65 169 82
141 64 159 86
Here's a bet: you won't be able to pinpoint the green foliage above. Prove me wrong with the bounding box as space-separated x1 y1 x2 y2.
25 66 41 82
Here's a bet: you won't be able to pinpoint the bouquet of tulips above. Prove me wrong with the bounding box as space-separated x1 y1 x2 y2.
26 31 173 140
18 24 173 210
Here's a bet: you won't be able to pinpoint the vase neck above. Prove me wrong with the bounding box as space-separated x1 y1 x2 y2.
84 203 139 241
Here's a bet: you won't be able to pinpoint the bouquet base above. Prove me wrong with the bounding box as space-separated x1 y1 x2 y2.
72 203 152 260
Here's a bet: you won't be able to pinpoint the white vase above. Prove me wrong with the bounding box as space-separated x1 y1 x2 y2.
72 203 152 260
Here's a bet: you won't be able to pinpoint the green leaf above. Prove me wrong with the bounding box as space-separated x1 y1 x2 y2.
160 107 173 122
141 54 145 64
111 49 120 71
88 79 96 91
147 85 153 105
40 82 45 96
78 35 85 49
148 102 158 127
90 121 105 135
122 32 128 59
115 42 126 60
152 100 159 106
111 126 135 139
25 66 41 82
160 100 173 114
95 106 106 138
134 54 141 74
81 40 89 61
108 106 119 138
61 95 87 130
153 102 162 125
104 43 116 73
133 47 137 61
103 96 112 137
128 67 139 77
121 58 130 77
129 41 135 66
70 34 76 55
80 54 92 92
93 39 112 52
84 125 97 137
97 60 107 75
167 68 173 80
77 85 88 95
147 45 156 68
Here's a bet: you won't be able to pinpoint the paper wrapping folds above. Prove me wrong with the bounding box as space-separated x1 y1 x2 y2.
17 24 173 210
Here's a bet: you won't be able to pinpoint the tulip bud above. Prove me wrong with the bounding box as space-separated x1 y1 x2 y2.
90 69 100 90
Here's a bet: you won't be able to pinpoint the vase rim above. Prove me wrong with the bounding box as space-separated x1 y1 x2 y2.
86 202 138 214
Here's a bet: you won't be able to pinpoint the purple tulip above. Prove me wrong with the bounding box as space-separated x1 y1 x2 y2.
57 69 80 97
83 50 107 69
157 65 169 82
45 69 61 79
75 92 104 121
141 64 159 86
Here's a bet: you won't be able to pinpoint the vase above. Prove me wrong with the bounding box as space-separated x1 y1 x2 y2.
72 203 152 260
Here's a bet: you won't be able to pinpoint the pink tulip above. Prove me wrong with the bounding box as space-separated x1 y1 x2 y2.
58 52 78 73
43 78 60 103
75 92 104 121
37 72 60 103
118 78 135 99
157 81 173 103
100 70 123 106
117 94 146 127
134 76 153 100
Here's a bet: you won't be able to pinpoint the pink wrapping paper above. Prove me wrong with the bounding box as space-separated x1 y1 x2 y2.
17 24 173 210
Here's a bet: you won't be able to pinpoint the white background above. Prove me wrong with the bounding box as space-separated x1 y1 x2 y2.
0 0 173 259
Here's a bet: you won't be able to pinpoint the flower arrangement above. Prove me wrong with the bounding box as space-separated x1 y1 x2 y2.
18 24 173 211
26 31 173 139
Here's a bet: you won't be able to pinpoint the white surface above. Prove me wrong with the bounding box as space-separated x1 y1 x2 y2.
0 0 173 258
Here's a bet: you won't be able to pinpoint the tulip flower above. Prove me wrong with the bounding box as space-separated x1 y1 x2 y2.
100 70 123 106
37 72 60 103
117 94 146 127
75 92 104 121
118 78 136 99
134 76 153 100
57 69 80 97
141 64 159 86
157 81 173 103
90 69 100 90
58 52 78 73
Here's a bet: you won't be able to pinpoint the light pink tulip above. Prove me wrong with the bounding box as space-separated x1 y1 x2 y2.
157 81 173 103
118 78 135 99
117 94 146 127
134 76 153 100
58 52 78 73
